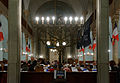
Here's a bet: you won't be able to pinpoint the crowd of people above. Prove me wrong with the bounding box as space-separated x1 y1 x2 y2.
1 57 120 72
21 57 98 72
20 57 120 72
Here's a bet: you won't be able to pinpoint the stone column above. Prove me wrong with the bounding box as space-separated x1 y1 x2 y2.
112 14 119 65
31 37 34 54
34 29 39 58
40 41 46 58
96 0 109 83
8 0 21 83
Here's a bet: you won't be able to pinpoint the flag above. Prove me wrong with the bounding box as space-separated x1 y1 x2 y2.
26 44 30 52
79 46 85 55
92 39 96 51
82 15 92 47
77 29 83 49
112 22 119 45
89 45 92 50
0 22 4 41
28 44 30 52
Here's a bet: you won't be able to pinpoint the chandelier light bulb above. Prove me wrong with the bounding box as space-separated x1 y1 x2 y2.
56 42 59 46
35 16 39 24
41 17 44 20
62 42 66 46
64 16 68 24
46 17 50 24
35 16 39 21
75 16 79 22
52 16 55 24
46 41 50 45
41 17 44 24
80 16 84 24
46 17 50 21
52 16 55 20
80 16 83 21
69 16 73 24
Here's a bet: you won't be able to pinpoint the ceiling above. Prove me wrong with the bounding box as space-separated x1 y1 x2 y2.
23 0 94 22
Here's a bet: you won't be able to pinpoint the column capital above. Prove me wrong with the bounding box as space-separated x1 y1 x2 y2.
111 11 119 24
111 13 119 30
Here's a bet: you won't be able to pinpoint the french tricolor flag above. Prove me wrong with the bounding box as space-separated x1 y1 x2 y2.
0 22 4 41
93 39 96 51
112 22 119 45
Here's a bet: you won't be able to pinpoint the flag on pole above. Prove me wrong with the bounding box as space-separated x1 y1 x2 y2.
26 44 30 52
89 45 92 50
93 39 96 51
112 22 119 45
0 22 4 41
79 46 85 56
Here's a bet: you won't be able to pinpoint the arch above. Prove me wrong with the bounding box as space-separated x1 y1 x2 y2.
36 0 75 17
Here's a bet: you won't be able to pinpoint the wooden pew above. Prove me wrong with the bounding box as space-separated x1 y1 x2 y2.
0 71 118 83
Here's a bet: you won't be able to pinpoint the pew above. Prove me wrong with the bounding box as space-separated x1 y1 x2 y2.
0 72 118 83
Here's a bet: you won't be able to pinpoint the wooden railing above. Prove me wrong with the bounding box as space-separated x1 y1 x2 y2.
0 72 118 83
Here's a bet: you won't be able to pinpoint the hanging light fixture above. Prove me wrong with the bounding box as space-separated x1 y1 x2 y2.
56 42 60 46
41 16 45 24
75 16 79 24
69 16 73 24
64 16 68 24
62 42 66 46
46 17 50 24
52 16 55 24
35 16 39 24
46 41 51 45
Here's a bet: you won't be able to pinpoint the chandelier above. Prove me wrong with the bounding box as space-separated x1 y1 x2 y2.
34 16 84 25
33 15 84 49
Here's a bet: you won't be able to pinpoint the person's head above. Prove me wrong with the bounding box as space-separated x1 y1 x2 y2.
31 56 34 61
118 60 120 66
110 60 116 66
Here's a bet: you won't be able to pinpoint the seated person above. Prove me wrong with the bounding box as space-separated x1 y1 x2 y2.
49 66 55 72
63 66 70 72
109 60 118 71
34 65 44 72
21 62 29 71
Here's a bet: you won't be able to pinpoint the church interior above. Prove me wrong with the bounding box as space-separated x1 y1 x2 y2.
0 0 120 83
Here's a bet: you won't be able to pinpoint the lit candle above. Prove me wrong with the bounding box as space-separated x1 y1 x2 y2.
80 16 84 24
52 16 55 24
64 17 68 24
35 16 39 24
46 17 50 24
41 17 44 24
69 16 73 24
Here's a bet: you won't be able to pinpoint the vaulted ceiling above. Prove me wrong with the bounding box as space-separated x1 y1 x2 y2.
23 0 94 22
